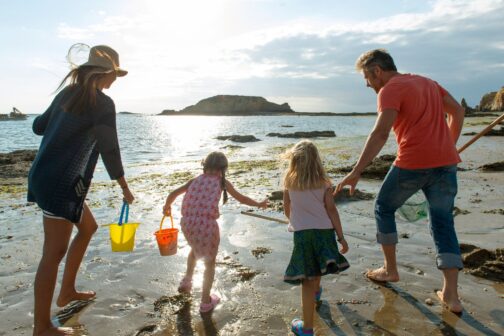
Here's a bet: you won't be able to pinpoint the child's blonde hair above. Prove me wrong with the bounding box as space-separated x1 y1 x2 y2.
283 140 331 190
202 151 229 204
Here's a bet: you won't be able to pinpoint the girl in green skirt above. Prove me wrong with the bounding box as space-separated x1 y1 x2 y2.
282 140 349 336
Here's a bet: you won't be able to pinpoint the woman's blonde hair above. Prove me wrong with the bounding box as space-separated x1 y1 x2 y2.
56 67 113 114
283 140 331 190
202 151 229 204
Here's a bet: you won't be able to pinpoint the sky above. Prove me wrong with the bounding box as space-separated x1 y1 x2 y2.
0 0 503 114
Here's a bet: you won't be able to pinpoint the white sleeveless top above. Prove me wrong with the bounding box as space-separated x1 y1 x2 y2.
287 187 333 232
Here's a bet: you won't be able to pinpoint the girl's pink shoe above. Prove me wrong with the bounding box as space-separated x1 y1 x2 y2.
199 294 220 313
178 277 192 293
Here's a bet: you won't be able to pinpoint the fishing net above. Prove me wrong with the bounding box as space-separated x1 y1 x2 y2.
66 43 90 69
397 191 428 222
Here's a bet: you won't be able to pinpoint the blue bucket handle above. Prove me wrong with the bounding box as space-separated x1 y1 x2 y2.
118 201 129 226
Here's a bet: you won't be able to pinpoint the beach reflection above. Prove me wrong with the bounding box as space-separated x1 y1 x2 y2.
373 286 401 334
52 300 94 336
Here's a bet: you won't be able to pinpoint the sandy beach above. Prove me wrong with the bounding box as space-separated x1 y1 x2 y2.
0 115 503 336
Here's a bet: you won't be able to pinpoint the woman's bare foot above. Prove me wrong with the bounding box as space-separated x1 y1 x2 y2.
35 326 75 335
365 267 400 283
56 290 96 307
436 290 463 314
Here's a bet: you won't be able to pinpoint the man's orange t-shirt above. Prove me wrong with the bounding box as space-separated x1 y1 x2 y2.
377 74 461 169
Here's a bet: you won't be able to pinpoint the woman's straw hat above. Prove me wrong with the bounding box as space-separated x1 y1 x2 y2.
80 45 127 76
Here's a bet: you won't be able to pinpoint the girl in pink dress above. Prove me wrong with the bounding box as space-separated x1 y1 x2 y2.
163 152 268 313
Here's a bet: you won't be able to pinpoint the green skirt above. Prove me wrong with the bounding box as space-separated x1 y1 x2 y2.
284 229 349 284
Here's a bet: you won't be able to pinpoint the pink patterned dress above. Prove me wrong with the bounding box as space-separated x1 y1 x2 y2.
181 174 222 260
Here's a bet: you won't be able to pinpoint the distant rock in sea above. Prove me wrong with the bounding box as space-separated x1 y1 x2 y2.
159 95 294 116
266 131 336 138
216 135 260 143
463 126 504 136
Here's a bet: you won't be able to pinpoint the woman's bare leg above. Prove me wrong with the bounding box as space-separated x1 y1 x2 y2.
33 216 74 336
57 203 97 307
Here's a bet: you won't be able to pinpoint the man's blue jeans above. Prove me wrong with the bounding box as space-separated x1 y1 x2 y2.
375 164 463 270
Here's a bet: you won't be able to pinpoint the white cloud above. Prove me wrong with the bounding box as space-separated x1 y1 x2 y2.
50 0 504 112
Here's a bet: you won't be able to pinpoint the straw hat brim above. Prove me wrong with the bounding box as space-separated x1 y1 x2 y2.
79 63 128 77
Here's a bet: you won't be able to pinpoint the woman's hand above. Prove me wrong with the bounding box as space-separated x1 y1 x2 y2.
122 187 135 204
257 198 269 209
338 238 349 254
163 203 171 217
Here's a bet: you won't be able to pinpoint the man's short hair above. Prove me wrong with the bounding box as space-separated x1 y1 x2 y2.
355 49 397 72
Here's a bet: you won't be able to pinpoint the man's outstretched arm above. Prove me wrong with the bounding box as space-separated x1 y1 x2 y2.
335 109 397 194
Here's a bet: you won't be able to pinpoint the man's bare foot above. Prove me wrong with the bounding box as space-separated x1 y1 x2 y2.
35 326 75 335
365 267 400 283
436 290 463 314
56 290 96 307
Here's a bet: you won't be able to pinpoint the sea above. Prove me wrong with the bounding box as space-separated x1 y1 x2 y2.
1 114 380 179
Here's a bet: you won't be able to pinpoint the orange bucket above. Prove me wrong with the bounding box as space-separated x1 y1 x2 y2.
154 215 178 256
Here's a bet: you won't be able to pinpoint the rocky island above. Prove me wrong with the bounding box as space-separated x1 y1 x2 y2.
159 95 294 116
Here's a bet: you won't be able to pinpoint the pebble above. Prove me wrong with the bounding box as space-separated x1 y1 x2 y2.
416 270 424 275
425 298 434 306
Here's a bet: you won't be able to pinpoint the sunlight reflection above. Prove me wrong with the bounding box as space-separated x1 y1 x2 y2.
154 116 233 160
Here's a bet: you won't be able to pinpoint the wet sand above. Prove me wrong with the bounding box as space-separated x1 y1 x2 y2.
1 117 503 335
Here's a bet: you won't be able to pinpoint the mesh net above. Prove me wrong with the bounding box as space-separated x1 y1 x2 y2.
397 191 428 222
66 43 90 69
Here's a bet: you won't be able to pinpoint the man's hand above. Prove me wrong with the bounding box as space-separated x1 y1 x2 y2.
334 170 361 196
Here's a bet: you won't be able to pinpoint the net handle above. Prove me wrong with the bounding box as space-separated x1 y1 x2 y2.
458 112 504 153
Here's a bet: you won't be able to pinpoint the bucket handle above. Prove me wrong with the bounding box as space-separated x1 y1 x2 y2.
159 215 175 231
118 202 129 226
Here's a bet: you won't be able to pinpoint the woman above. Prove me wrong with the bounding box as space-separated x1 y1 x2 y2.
28 44 134 336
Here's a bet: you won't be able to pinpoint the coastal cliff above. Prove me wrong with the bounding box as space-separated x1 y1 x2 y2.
478 87 504 111
159 95 294 116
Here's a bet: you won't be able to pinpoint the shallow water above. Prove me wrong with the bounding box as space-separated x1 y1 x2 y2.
1 115 503 335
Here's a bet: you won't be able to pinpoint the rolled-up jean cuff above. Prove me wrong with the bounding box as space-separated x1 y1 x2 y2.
376 232 398 245
436 253 463 270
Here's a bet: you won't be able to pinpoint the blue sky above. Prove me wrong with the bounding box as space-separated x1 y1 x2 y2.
0 0 503 114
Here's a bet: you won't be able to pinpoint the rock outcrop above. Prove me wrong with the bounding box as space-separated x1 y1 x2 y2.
159 95 294 116
463 127 504 136
492 87 504 111
479 161 504 172
266 131 336 138
327 154 396 179
0 150 37 179
268 188 374 203
460 243 504 282
478 87 504 112
216 135 260 143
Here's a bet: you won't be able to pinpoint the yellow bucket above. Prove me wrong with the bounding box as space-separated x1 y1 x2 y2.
108 202 140 252
110 222 139 252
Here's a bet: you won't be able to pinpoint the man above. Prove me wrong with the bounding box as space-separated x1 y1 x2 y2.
336 49 465 313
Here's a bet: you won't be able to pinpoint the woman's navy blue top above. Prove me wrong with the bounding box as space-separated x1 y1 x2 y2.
27 87 124 222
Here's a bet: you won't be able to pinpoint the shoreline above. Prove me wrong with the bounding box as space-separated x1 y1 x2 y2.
0 119 503 335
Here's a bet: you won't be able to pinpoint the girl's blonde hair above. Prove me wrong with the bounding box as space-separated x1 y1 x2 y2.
283 140 331 190
202 151 229 204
